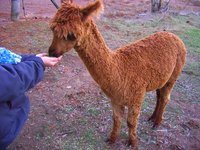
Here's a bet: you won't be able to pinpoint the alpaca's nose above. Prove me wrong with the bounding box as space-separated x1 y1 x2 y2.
48 52 54 57
48 48 59 57
48 50 56 57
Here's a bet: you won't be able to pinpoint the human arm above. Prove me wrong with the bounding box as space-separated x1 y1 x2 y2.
0 54 62 102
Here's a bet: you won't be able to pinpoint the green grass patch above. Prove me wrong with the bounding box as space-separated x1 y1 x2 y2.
184 62 200 76
87 108 101 117
83 128 97 145
183 28 200 53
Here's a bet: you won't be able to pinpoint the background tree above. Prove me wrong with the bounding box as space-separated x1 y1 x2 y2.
151 0 162 12
11 0 20 21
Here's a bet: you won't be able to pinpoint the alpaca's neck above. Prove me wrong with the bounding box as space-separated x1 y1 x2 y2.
75 20 112 84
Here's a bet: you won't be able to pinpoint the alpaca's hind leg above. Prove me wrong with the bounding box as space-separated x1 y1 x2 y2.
150 54 185 128
107 104 125 144
148 89 161 123
151 82 175 128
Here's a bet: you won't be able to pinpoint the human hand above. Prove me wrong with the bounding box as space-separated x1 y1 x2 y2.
36 53 62 67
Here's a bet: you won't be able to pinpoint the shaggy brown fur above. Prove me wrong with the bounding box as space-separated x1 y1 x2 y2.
48 0 186 148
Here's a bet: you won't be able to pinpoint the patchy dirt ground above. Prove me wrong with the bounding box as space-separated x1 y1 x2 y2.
0 0 200 150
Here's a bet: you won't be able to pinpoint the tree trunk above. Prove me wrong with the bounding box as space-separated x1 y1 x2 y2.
11 0 20 21
151 0 162 12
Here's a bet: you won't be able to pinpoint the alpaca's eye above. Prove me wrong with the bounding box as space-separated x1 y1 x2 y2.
65 32 76 41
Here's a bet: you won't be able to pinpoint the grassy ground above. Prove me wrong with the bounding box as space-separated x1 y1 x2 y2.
0 8 200 150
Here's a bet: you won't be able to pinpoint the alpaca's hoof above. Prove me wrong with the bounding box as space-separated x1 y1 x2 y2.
148 116 162 129
105 138 116 145
152 124 158 129
152 123 160 129
126 139 138 150
148 115 156 122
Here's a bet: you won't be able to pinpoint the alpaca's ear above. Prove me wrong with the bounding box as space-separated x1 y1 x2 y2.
80 0 103 21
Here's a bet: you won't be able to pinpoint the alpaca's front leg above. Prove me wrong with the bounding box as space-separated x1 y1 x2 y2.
107 103 125 144
127 92 145 148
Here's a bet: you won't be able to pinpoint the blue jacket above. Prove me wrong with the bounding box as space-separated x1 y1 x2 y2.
0 54 45 149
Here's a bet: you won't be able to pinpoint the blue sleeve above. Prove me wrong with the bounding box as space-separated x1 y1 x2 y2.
0 55 45 102
20 54 37 61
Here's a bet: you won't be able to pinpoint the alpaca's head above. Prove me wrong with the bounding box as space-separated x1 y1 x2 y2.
49 0 103 57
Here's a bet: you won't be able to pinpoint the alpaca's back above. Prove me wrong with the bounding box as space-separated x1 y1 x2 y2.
113 32 186 91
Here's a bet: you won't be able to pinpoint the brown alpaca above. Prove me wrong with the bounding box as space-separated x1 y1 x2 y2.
48 0 186 148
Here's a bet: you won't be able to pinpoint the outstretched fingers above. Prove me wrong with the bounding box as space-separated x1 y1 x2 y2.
36 53 63 67
44 56 63 67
